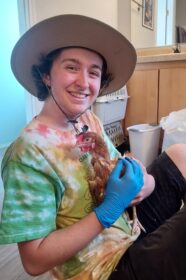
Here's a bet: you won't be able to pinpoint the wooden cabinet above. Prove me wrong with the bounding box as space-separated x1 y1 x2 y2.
125 69 159 129
123 60 186 132
159 67 186 120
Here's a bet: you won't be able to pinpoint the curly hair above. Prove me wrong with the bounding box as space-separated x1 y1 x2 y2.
32 47 113 101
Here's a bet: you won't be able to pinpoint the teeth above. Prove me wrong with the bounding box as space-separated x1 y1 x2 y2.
71 92 88 98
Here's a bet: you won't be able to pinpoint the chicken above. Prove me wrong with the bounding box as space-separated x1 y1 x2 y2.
76 131 119 204
76 131 145 234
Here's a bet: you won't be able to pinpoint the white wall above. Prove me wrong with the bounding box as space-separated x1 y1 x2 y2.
26 0 118 28
131 0 157 48
28 0 131 38
118 0 131 40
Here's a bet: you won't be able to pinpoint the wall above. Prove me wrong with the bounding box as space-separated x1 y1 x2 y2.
0 1 27 213
118 0 131 40
26 0 118 27
131 0 181 48
176 0 186 26
0 148 5 215
131 0 157 48
0 1 27 148
28 0 131 38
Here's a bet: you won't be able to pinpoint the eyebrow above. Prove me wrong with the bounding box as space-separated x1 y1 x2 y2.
61 58 102 71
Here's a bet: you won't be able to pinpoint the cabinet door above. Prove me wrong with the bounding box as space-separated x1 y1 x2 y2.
124 69 159 131
159 68 186 121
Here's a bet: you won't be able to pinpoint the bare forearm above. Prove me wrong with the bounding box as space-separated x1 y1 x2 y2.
130 173 155 206
146 173 155 192
18 212 103 276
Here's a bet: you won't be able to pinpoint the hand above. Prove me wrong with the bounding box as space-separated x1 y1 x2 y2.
129 159 155 206
129 181 155 206
94 158 144 228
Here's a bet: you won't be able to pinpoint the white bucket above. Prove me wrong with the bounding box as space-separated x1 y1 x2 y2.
127 124 161 167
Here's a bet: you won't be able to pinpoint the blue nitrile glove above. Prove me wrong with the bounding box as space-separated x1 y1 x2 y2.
94 158 144 228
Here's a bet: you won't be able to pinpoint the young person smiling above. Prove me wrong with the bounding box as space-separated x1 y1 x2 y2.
41 48 104 123
0 14 186 280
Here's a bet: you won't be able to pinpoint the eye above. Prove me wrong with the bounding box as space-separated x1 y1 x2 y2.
89 70 101 78
65 64 79 72
84 137 92 143
66 65 78 71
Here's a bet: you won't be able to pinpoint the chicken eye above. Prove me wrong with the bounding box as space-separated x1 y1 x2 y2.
84 137 92 143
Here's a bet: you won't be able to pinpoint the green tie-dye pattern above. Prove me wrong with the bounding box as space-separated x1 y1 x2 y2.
0 111 140 279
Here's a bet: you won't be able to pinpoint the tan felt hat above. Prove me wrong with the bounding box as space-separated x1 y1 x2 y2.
11 14 136 96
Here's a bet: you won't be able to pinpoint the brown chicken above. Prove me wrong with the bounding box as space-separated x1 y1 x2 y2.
76 131 145 234
76 131 119 204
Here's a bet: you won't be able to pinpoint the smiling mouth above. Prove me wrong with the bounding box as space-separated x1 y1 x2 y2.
70 91 90 98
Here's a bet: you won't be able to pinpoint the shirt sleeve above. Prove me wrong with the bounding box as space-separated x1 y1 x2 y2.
0 158 63 244
103 131 121 159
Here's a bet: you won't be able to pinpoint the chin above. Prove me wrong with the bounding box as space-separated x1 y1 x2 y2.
71 107 89 117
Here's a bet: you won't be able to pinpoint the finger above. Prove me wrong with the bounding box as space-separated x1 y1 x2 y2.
134 161 144 182
125 157 137 173
129 192 144 206
129 159 144 188
120 158 133 177
126 157 143 179
121 158 144 188
129 198 141 206
132 159 143 177
111 159 125 178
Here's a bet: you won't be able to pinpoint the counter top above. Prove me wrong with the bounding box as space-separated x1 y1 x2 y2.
137 52 186 63
136 45 186 63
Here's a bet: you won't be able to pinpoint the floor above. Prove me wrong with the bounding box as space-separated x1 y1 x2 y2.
0 243 52 280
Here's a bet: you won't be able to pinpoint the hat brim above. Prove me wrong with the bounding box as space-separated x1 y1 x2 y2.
11 14 136 96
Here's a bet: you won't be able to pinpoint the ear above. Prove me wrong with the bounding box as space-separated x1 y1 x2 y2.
42 74 51 87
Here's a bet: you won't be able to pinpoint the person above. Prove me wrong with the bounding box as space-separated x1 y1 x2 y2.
0 14 186 280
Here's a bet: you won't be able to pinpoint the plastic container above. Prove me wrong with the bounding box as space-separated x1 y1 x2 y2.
92 86 128 125
127 124 161 167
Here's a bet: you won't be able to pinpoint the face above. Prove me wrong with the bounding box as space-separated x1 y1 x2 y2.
44 48 103 120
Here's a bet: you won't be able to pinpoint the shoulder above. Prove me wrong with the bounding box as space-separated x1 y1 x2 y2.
80 110 104 134
1 120 51 174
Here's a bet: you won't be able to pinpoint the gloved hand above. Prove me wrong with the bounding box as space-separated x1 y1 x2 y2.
94 158 144 228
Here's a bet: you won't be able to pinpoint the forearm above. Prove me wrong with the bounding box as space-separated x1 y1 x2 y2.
146 173 155 192
130 172 155 206
18 212 103 276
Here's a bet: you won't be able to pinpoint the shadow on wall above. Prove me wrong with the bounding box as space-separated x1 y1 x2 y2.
0 178 4 217
177 26 186 43
0 148 5 217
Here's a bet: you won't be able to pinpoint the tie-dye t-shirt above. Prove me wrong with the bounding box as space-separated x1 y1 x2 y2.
0 110 140 280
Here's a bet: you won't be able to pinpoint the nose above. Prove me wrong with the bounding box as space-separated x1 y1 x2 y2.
76 70 89 89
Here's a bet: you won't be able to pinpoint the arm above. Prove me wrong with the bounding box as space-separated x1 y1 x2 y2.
129 159 155 206
18 212 103 276
18 158 144 276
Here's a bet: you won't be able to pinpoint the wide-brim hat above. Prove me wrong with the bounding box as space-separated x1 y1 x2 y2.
11 14 136 97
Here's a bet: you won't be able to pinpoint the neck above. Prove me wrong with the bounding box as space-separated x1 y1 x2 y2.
37 99 87 134
37 100 70 129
